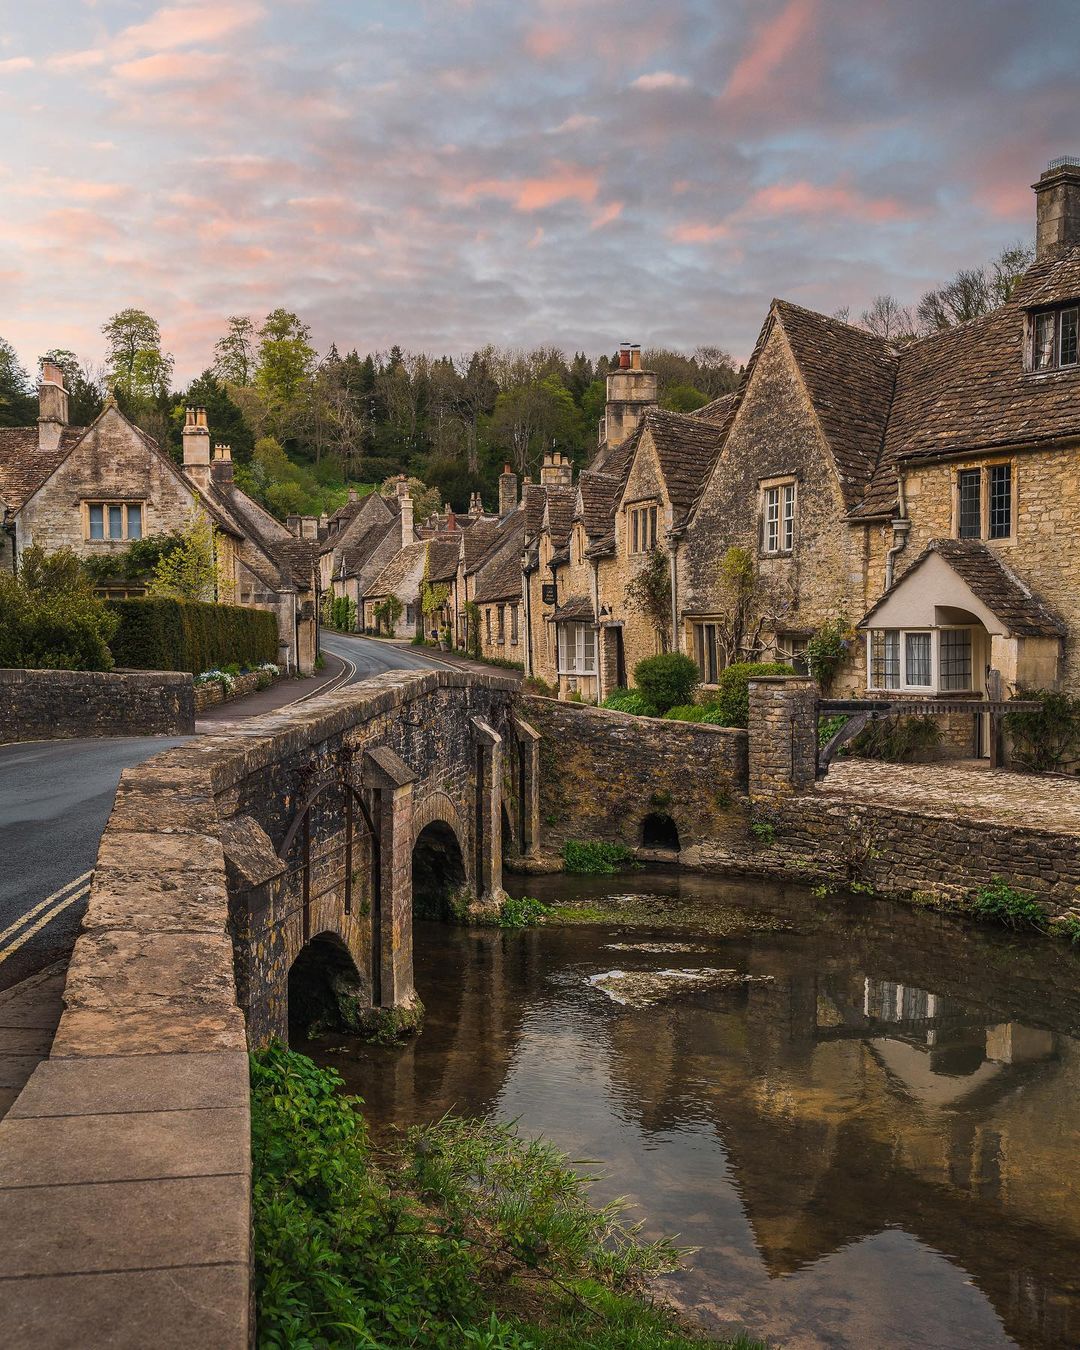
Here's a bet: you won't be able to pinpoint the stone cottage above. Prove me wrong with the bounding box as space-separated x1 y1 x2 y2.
0 368 320 672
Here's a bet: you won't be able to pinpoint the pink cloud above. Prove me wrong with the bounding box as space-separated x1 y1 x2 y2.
459 164 600 212
44 49 106 71
631 71 691 91
37 208 123 244
747 180 908 222
722 0 818 101
113 1 265 58
524 26 568 59
669 221 729 244
590 200 623 229
0 56 34 72
111 50 228 86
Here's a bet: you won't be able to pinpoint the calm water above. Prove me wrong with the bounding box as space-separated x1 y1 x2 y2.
307 871 1080 1349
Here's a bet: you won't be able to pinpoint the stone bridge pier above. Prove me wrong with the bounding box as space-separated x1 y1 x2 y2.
215 669 536 1046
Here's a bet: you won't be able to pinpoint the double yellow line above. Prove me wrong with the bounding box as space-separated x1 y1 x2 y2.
0 871 93 963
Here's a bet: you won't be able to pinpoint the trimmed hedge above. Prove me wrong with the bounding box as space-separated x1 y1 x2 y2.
108 597 279 675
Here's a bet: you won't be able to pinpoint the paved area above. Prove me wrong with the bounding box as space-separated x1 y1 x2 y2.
0 961 66 1121
821 758 1080 833
323 631 523 683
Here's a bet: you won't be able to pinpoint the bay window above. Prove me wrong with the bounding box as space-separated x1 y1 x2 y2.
557 622 596 675
866 627 975 693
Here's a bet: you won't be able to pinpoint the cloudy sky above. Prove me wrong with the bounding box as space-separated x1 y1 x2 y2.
1 0 1077 381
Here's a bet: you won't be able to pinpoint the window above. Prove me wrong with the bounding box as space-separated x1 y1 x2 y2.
904 632 932 687
988 463 1011 539
693 622 720 684
485 608 492 643
867 627 974 692
85 501 142 542
628 504 658 554
405 603 414 625
778 632 809 667
957 469 981 538
496 604 505 641
510 605 519 643
761 481 796 554
557 622 596 674
939 628 972 691
1031 306 1079 371
870 629 900 690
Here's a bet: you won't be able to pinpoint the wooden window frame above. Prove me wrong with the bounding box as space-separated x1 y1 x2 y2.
950 461 1014 542
627 502 658 555
84 500 143 543
759 478 796 556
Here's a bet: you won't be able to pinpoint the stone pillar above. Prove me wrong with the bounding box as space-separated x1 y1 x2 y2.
513 716 541 858
364 747 417 1008
470 717 505 905
747 676 818 801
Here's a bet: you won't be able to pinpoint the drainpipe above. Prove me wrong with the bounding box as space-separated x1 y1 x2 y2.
667 535 679 654
521 551 533 677
590 557 601 700
883 470 910 591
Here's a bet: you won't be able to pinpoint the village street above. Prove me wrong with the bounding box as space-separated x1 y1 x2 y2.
0 636 450 992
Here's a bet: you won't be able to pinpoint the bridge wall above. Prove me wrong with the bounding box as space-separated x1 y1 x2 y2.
0 666 194 743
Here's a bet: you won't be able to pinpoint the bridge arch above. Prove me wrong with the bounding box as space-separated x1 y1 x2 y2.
411 792 470 919
287 930 369 1041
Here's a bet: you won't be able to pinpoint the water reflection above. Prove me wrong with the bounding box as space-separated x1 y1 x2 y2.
306 871 1080 1349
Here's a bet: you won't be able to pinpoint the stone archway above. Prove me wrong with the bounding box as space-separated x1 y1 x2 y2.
412 819 468 919
641 812 680 851
287 930 369 1042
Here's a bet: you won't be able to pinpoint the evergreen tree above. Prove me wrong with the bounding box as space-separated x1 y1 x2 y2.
0 338 35 426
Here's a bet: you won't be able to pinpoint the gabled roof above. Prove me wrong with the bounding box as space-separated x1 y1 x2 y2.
692 392 738 429
551 594 595 622
638 407 725 525
773 300 898 510
426 535 460 582
522 482 547 536
0 427 84 511
542 485 576 549
858 538 1066 639
1009 243 1080 308
577 470 621 540
365 539 426 599
210 483 317 589
462 518 500 571
473 509 524 604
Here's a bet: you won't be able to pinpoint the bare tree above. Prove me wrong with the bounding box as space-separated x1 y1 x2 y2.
859 294 916 342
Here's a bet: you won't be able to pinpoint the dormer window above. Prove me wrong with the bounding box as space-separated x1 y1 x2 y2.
1031 306 1079 370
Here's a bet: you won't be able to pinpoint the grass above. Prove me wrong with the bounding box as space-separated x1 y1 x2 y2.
251 1044 761 1349
563 840 637 875
491 895 552 929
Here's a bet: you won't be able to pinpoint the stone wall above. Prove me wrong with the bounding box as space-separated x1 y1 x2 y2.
193 667 281 713
0 667 194 743
522 695 749 863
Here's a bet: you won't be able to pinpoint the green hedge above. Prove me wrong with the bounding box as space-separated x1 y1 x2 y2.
108 597 279 674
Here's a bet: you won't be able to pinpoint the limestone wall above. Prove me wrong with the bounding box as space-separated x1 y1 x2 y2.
0 667 194 743
522 694 749 863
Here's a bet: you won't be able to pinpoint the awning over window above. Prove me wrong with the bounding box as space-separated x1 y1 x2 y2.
858 539 1065 639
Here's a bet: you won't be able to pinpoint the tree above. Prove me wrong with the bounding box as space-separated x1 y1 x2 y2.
491 376 579 476
39 349 103 425
148 507 228 602
0 338 34 426
170 371 254 465
661 384 708 413
0 546 117 670
213 316 256 386
379 475 442 524
101 309 174 403
858 295 915 342
255 309 317 444
624 547 672 650
710 546 791 665
915 243 1034 333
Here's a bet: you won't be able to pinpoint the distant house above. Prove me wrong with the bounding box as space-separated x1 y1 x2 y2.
0 366 320 672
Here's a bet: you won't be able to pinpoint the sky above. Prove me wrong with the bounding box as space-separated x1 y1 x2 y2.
1 0 1078 382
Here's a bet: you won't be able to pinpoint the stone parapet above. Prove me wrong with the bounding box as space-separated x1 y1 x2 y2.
0 667 194 743
747 676 818 800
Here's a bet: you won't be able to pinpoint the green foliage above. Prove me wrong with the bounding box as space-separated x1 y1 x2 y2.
662 704 708 722
107 597 277 674
251 1044 728 1350
805 618 851 690
0 336 35 426
524 674 557 697
1005 690 1080 774
624 548 673 649
147 508 226 602
749 821 776 845
39 348 103 425
660 384 708 413
380 475 443 523
633 652 698 715
465 600 482 659
563 840 636 874
101 308 174 404
373 594 403 636
600 688 658 717
81 532 182 587
817 713 850 749
970 880 1047 932
326 595 357 632
0 547 117 671
701 662 794 729
1051 915 1080 945
493 895 552 929
851 715 942 762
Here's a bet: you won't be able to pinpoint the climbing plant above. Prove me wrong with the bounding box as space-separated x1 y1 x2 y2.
373 594 403 637
464 600 482 659
420 541 450 620
806 617 852 690
624 546 671 650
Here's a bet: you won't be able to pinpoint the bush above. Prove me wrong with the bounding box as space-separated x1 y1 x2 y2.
970 879 1047 932
702 662 794 728
818 712 850 749
563 840 636 874
600 688 658 717
662 704 708 722
493 895 552 929
1005 690 1080 773
851 714 942 763
108 597 278 675
632 652 699 715
0 547 117 671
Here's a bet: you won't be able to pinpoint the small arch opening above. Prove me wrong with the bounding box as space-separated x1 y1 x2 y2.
641 812 680 851
412 819 467 919
288 932 367 1043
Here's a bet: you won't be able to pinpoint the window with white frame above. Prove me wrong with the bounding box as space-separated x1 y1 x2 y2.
693 622 720 684
86 501 142 542
628 503 658 554
867 627 975 693
1031 305 1079 371
761 481 796 555
557 622 596 675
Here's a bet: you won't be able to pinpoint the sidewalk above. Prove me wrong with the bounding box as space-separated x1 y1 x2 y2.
194 653 348 730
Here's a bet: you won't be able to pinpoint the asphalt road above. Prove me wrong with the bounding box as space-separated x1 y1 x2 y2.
0 637 450 992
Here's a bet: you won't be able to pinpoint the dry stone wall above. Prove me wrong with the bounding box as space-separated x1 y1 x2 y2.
0 667 194 742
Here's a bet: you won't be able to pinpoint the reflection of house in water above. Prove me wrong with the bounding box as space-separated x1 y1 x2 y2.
603 948 1080 1349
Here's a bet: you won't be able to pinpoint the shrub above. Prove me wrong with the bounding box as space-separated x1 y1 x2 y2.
600 688 658 717
970 879 1047 932
818 712 850 750
494 895 552 928
0 547 117 671
1005 690 1080 773
633 652 698 715
703 662 794 728
851 714 942 763
108 597 278 674
805 617 851 689
662 704 708 722
563 840 636 874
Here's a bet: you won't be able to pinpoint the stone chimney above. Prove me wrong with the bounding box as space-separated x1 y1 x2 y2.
210 442 233 487
602 342 657 449
539 449 573 488
394 473 409 498
286 514 302 537
299 516 319 541
37 361 69 452
182 407 211 490
468 490 483 516
400 489 414 548
446 509 457 531
1034 158 1080 259
499 463 518 517
347 487 358 503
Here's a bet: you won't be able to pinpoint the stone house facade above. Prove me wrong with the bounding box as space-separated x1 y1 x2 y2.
0 371 320 672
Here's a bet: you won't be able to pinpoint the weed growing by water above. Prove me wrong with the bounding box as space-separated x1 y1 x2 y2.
251 1044 749 1348
748 821 776 846
969 879 1048 932
563 840 637 874
493 896 553 929
1050 915 1080 945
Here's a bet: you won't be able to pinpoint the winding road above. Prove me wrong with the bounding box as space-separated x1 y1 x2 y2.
0 635 449 992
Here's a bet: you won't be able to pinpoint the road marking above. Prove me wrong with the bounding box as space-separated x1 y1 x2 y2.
288 650 357 705
0 871 93 947
0 882 91 962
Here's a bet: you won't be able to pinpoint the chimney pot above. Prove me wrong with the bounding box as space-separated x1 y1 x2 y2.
1034 158 1080 258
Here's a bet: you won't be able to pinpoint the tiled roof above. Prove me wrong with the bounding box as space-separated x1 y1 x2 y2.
641 407 725 525
462 518 500 570
0 428 85 511
365 540 426 598
774 301 897 510
692 393 738 428
1009 244 1080 308
473 512 524 603
577 470 621 539
551 594 595 622
859 538 1066 638
543 485 576 548
426 536 460 582
213 485 318 589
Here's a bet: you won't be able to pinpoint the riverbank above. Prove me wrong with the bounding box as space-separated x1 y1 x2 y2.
251 1043 762 1349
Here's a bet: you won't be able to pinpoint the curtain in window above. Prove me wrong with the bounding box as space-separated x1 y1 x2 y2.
127 504 143 540
905 632 932 686
89 504 104 540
